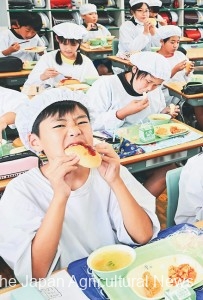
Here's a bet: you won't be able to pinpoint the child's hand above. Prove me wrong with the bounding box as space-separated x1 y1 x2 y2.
9 42 20 54
86 23 97 31
43 154 80 200
40 68 60 81
95 142 120 184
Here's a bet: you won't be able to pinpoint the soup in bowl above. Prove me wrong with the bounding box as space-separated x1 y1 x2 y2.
148 113 171 126
87 244 136 280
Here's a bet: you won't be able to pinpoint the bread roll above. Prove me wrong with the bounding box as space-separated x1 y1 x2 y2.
169 103 176 114
58 78 80 86
12 137 24 148
148 18 157 26
65 143 102 168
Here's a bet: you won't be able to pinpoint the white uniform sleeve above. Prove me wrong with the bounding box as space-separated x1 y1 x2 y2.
118 21 150 54
175 154 203 224
0 87 28 116
0 178 61 284
109 166 160 244
86 77 125 130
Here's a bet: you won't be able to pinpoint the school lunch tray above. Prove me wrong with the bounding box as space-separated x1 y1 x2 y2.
68 223 203 300
116 122 189 145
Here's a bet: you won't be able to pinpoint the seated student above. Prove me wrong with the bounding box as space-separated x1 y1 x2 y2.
117 0 161 59
23 22 99 88
0 88 160 283
0 12 44 62
156 25 194 106
86 51 179 130
0 86 28 142
175 153 203 224
79 3 113 76
148 0 167 28
86 51 179 198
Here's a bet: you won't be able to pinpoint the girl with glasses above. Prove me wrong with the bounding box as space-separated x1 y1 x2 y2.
117 0 161 59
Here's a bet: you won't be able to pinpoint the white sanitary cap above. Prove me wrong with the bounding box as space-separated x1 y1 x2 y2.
79 4 97 15
52 22 87 40
15 88 87 153
129 0 150 7
157 25 182 39
130 51 171 81
148 0 162 6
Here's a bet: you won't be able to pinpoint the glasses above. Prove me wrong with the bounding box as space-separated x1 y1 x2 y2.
136 9 149 14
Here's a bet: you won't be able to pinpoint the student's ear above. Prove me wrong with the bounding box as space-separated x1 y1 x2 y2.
132 66 137 74
28 133 43 152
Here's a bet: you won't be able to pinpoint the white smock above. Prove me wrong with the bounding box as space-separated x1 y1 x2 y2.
86 74 166 130
0 29 45 62
81 23 111 42
175 153 203 225
117 18 161 57
0 166 159 283
0 87 28 116
162 50 191 106
23 50 99 87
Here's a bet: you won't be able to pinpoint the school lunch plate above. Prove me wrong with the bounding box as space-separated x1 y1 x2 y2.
22 46 47 53
23 61 37 70
154 123 189 138
58 83 90 92
126 254 203 300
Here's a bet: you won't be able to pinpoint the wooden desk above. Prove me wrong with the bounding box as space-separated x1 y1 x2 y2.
80 43 112 60
0 70 31 89
180 37 194 43
187 48 203 61
120 121 203 174
107 55 133 70
164 82 203 107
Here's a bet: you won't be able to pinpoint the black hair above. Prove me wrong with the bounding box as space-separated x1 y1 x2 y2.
130 2 150 12
15 12 42 32
93 58 113 73
130 68 149 85
55 36 83 65
149 6 160 13
32 100 90 137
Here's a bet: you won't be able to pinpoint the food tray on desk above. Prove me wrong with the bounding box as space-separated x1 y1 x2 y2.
68 225 203 300
117 123 189 145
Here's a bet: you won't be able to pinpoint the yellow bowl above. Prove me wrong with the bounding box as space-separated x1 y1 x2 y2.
148 114 171 126
87 244 136 280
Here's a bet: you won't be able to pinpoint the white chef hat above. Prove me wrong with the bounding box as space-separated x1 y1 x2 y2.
157 25 182 39
52 22 87 40
79 4 97 15
148 0 162 6
130 51 171 80
129 0 150 7
16 88 87 153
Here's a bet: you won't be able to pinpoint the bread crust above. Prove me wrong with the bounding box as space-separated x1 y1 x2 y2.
65 143 101 168
148 18 157 26
58 78 80 86
12 137 24 148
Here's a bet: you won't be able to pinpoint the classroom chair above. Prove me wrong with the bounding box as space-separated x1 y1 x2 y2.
112 39 119 55
166 167 183 228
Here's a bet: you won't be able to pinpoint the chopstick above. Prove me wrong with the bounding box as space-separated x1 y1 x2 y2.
18 40 30 44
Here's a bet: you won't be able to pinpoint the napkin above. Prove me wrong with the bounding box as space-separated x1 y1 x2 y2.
118 138 145 159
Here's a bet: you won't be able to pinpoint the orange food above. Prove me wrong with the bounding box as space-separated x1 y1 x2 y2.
155 127 168 135
142 271 162 298
170 126 185 134
168 264 197 286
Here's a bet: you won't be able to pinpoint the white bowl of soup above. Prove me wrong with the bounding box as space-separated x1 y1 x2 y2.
148 113 171 126
87 244 136 280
